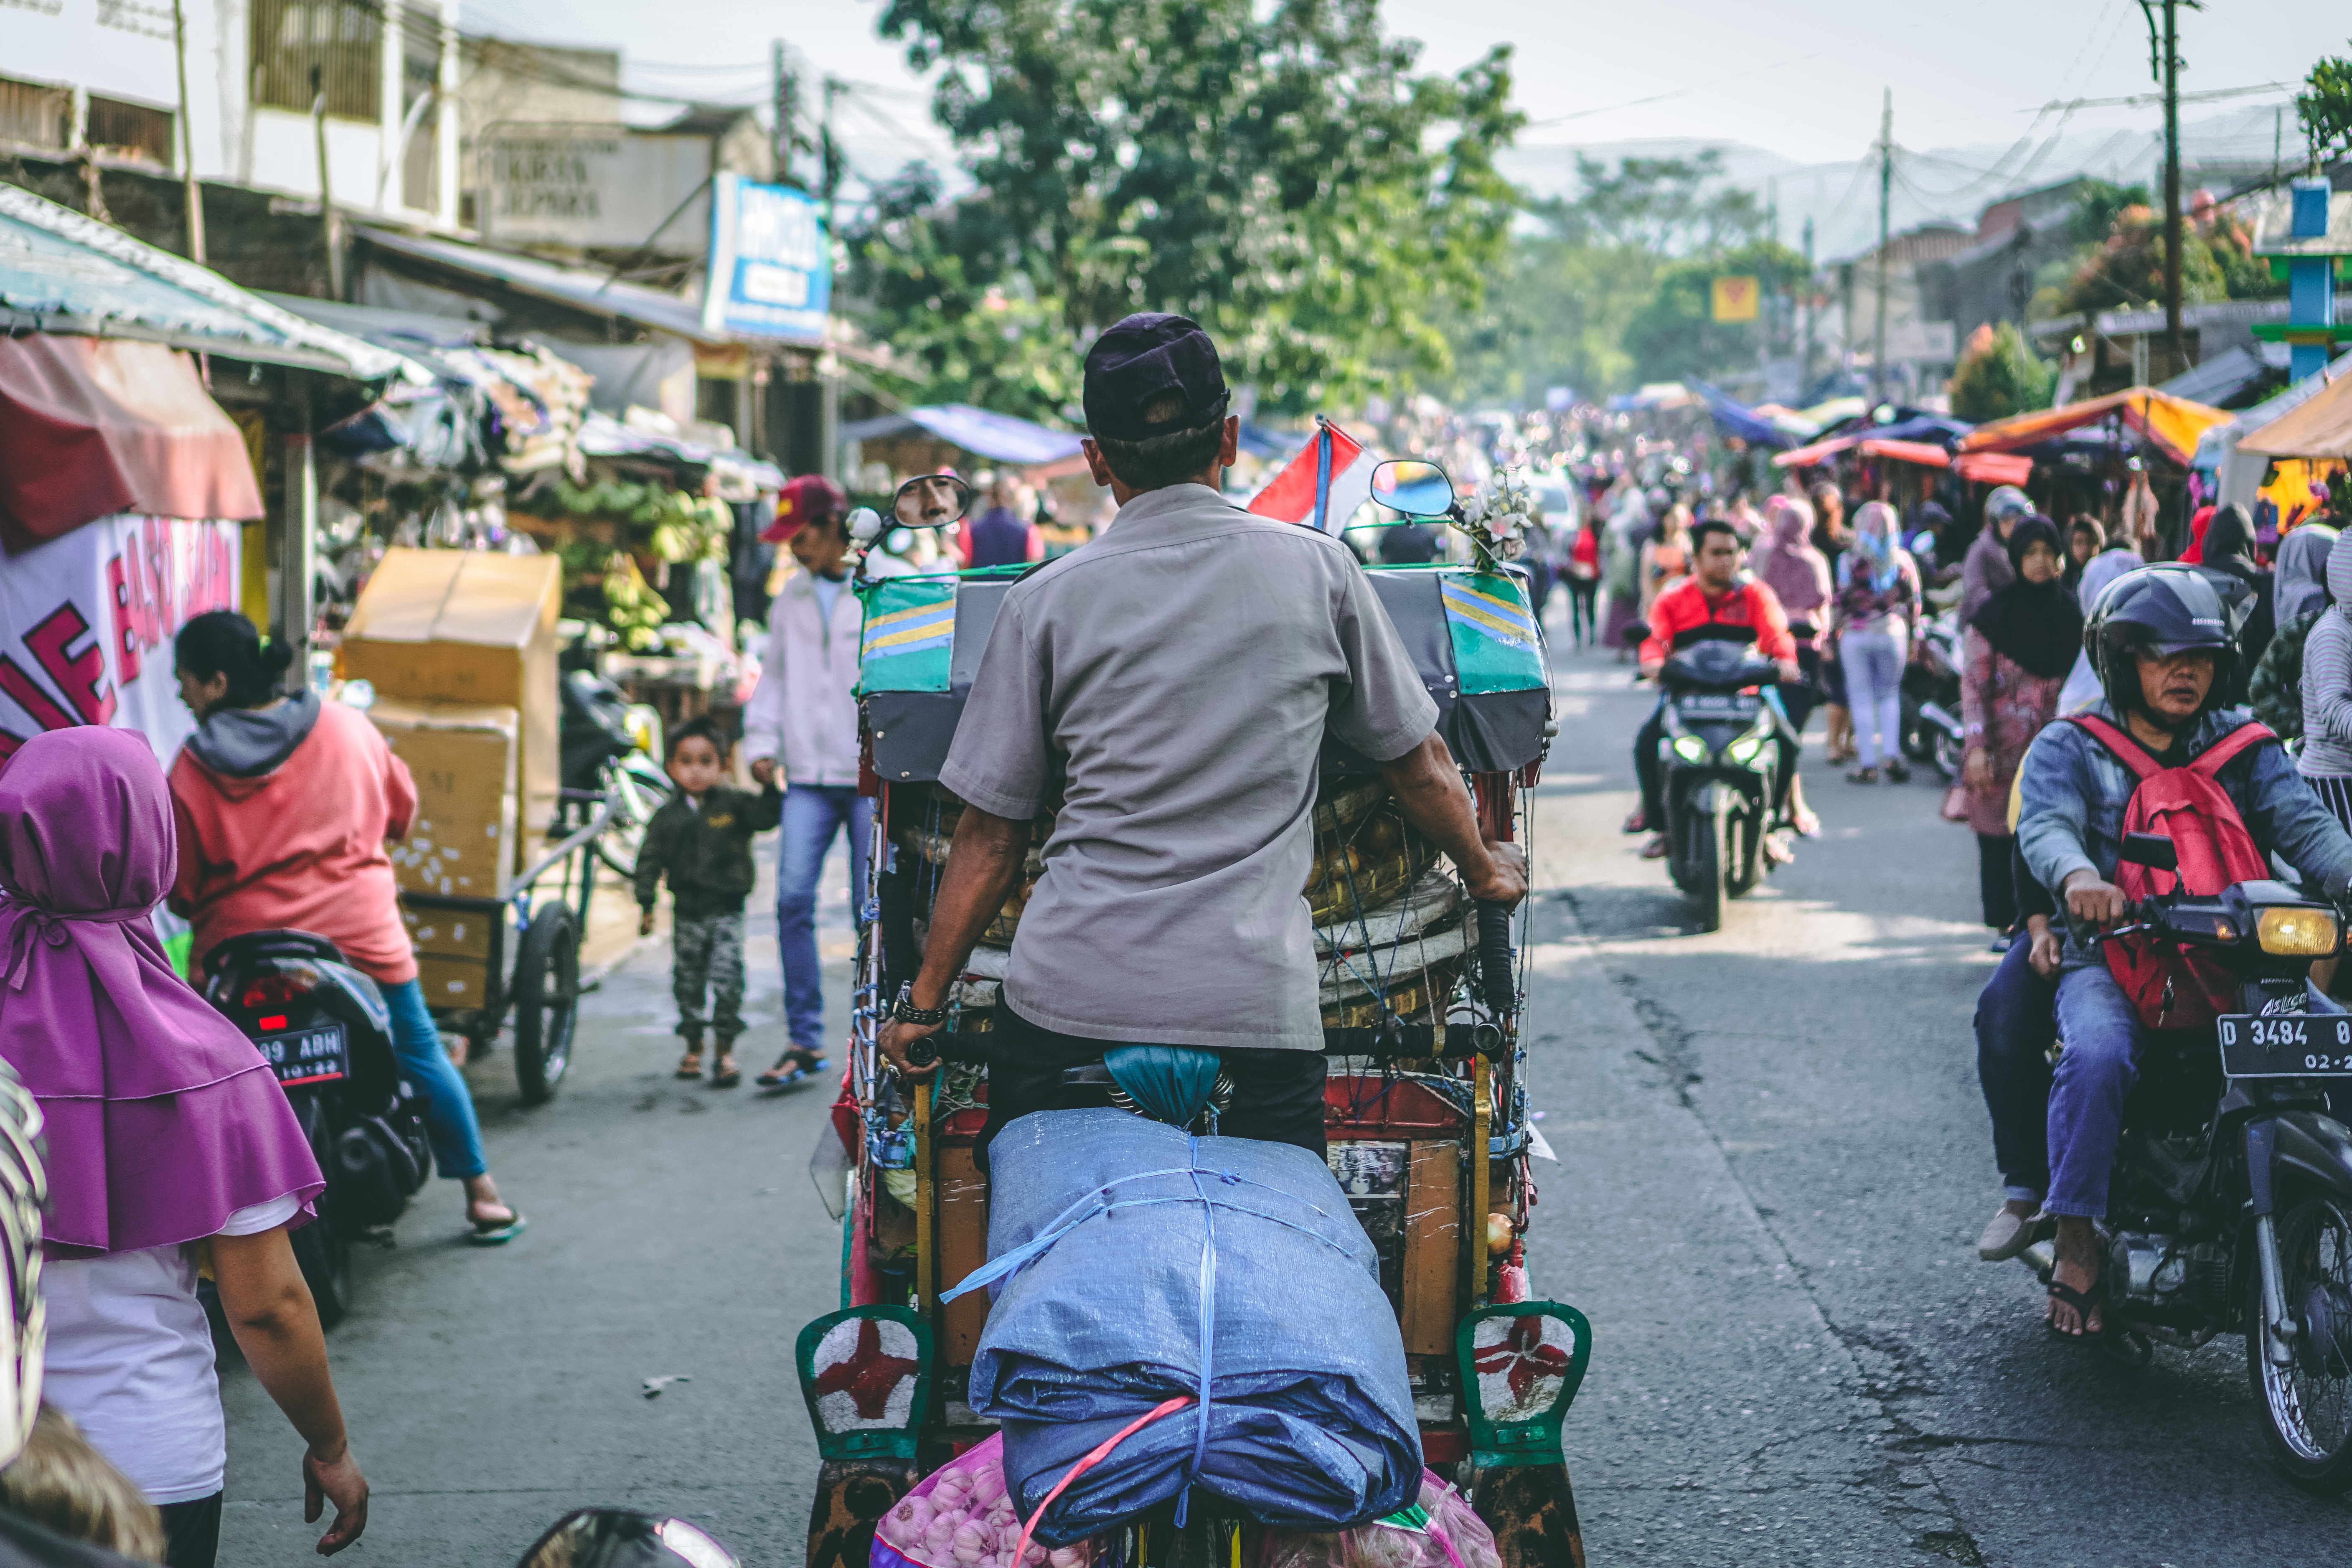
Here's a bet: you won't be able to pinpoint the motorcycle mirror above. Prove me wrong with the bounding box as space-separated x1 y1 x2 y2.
516 1510 739 1568
1369 459 1456 518
893 475 972 531
2118 832 2178 874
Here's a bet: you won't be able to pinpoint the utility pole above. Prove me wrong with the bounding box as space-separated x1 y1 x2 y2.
170 0 205 262
1801 213 1816 393
772 42 798 188
310 66 341 300
2140 0 2200 369
1873 88 1892 406
821 77 843 224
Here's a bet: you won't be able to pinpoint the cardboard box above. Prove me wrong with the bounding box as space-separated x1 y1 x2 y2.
417 953 487 1011
371 701 520 900
399 900 498 961
342 549 561 856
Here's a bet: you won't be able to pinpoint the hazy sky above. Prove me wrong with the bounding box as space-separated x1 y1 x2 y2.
457 0 2344 201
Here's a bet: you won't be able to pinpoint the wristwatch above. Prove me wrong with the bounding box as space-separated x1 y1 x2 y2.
891 982 951 1029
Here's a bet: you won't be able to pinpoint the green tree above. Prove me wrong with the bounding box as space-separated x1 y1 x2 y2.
1948 322 2056 422
1618 240 1810 388
851 0 1521 419
2298 45 2352 168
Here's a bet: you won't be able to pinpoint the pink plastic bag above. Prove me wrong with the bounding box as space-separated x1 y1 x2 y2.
1260 1471 1501 1568
871 1434 1097 1568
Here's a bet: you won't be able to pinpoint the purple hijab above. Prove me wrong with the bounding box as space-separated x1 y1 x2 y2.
0 727 320 1255
1752 496 1832 618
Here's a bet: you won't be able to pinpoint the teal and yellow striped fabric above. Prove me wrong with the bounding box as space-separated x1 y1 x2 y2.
1439 571 1547 694
857 578 957 694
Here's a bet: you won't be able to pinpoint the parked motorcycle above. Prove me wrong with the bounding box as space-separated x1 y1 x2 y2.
517 1509 739 1568
2019 831 2352 1489
203 931 432 1328
560 668 671 879
1655 639 1786 932
1902 608 1965 782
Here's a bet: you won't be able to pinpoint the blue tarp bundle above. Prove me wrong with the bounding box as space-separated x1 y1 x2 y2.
955 1110 1420 1545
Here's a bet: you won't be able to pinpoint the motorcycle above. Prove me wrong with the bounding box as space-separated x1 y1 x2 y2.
203 931 432 1329
1902 608 1965 782
2020 831 2352 1489
559 668 671 879
518 1509 739 1568
1655 639 1786 933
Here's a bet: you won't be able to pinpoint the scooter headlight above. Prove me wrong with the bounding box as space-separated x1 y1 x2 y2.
1725 735 1766 765
2256 906 2340 956
1670 734 1709 764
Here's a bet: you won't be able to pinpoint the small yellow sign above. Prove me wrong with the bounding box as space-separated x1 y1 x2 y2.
1711 275 1760 323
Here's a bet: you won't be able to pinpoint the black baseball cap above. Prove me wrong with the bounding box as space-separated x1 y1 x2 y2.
1081 313 1230 442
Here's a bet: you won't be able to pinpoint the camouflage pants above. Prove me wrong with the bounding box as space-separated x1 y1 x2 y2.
671 911 746 1045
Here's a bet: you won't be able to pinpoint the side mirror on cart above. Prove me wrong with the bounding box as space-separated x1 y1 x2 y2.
893 474 973 531
1369 459 1457 519
516 1510 739 1568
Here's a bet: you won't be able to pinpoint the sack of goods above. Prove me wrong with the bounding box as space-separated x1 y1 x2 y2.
957 1110 1421 1545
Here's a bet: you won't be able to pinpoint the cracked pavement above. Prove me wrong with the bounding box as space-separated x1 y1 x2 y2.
1526 642 2352 1563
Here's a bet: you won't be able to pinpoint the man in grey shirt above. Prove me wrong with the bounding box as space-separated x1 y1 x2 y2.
878 313 1527 1160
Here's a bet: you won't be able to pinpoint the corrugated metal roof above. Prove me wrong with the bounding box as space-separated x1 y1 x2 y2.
0 183 422 382
355 226 751 345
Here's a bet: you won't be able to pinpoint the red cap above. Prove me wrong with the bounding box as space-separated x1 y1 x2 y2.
762 474 849 543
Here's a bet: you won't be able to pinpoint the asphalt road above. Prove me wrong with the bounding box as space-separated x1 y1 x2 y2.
216 633 2352 1568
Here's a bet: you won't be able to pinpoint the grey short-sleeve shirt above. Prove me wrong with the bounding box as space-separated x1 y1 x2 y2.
937 483 1439 1049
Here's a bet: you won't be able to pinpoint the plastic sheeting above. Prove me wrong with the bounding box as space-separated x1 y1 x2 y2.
959 1110 1420 1545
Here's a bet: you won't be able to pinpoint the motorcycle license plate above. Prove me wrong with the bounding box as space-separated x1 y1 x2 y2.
2216 1014 2352 1078
256 1024 347 1086
1676 694 1757 718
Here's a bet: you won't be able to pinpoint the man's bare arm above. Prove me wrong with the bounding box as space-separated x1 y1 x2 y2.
1379 734 1528 906
877 803 1029 1078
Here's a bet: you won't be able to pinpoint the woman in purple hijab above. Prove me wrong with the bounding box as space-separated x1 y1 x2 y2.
0 729 368 1565
1750 496 1830 836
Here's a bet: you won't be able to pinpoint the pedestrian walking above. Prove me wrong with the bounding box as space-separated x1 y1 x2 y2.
2199 503 2276 669
3 728 368 1565
2062 514 2104 594
1598 490 1648 660
1808 481 1856 762
166 612 523 1243
963 474 1046 569
2297 529 2352 837
1563 513 1601 648
1959 516 2078 943
2248 522 2338 740
635 717 783 1087
1832 501 1922 784
1638 503 1693 619
744 476 901 1086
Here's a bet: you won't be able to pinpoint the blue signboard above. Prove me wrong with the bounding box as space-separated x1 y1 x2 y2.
701 172 830 343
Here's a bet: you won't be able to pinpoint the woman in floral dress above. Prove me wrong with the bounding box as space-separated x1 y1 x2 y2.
1960 516 2080 943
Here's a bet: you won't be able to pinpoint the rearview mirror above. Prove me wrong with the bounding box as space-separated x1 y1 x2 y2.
517 1510 738 1568
893 474 971 530
2119 832 2178 874
1369 459 1456 519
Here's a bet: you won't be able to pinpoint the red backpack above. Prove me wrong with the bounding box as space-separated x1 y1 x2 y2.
2069 713 2276 1030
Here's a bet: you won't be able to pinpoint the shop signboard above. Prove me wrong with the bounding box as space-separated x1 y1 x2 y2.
480 125 715 254
0 513 241 764
701 173 829 343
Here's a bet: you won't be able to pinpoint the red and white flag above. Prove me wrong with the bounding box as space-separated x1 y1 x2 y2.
1247 418 1365 531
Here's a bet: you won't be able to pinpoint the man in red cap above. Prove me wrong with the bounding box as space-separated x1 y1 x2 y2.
743 472 892 1085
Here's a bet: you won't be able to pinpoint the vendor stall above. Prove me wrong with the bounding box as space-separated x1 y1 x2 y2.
1956 386 2232 549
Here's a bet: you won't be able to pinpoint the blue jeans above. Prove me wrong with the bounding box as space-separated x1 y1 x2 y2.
1840 625 1906 768
2048 966 2146 1218
778 785 873 1051
382 977 488 1182
1975 936 2056 1202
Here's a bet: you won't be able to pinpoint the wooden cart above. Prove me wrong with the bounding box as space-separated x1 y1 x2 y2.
795 470 1590 1568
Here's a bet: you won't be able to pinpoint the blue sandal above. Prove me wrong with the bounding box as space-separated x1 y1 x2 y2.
757 1049 828 1089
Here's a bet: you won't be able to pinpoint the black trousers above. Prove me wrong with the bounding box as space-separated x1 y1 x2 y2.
1634 697 1799 829
1978 832 2018 931
978 1002 1328 1169
160 1493 223 1568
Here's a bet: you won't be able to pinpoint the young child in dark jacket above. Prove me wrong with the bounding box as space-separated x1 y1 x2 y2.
634 717 782 1085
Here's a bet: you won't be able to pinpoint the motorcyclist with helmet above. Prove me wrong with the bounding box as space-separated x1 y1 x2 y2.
2014 567 2352 1335
1961 485 2037 623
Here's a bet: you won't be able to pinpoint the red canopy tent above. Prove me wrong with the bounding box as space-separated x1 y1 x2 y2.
0 335 263 554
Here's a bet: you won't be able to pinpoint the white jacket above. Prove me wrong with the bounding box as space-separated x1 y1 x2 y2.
742 558 908 786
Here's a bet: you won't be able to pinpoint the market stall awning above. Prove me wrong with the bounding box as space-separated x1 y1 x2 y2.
0 183 420 381
1773 434 1857 468
1952 452 2034 486
1859 438 1950 468
2238 368 2352 459
0 334 264 551
840 403 1084 466
1955 387 2230 467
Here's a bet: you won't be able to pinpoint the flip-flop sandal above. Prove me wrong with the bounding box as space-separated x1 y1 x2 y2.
757 1050 828 1089
2046 1273 2106 1340
675 1057 704 1080
713 1062 742 1088
467 1209 528 1246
